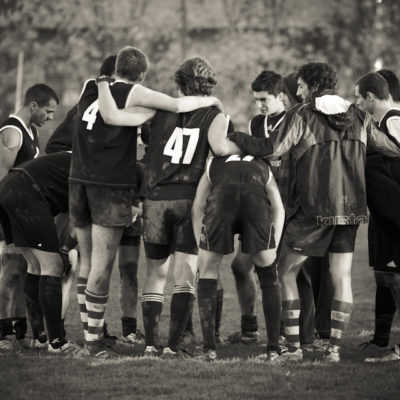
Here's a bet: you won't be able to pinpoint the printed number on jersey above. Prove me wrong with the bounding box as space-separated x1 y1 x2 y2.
82 100 99 131
163 127 200 164
225 155 254 162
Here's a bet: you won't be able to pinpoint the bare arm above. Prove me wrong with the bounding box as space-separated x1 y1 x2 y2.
192 171 212 245
129 85 224 113
0 128 21 180
208 113 242 156
265 173 285 246
368 120 400 158
97 81 156 126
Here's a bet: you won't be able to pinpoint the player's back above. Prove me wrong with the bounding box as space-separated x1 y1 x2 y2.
70 79 137 188
145 107 220 200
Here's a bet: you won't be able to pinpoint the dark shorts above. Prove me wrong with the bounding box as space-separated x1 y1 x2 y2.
69 182 133 228
0 172 60 252
284 208 359 257
121 218 142 247
143 199 197 259
199 184 275 255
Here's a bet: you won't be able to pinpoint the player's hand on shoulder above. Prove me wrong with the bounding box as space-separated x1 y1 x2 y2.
95 75 115 85
210 97 224 113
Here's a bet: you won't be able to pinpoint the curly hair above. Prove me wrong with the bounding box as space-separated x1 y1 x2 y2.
174 57 217 96
251 70 283 95
297 62 337 92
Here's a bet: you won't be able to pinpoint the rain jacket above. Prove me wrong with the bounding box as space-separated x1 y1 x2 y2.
229 92 400 226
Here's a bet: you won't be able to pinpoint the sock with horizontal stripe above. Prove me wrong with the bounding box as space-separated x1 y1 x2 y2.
24 273 46 341
39 275 64 346
255 264 281 352
198 279 218 351
85 289 108 343
142 293 164 347
329 299 352 353
168 286 195 352
77 277 88 340
282 299 301 349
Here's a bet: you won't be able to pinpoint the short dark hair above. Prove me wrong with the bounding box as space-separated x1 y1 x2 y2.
174 57 217 96
23 84 59 107
116 46 149 82
356 72 389 100
251 70 283 96
297 62 337 92
100 55 117 76
282 73 302 105
377 69 400 102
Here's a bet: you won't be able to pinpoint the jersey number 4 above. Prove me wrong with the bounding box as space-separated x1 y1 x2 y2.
163 127 200 164
82 100 99 131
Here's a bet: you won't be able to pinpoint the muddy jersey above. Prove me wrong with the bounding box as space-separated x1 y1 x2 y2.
12 151 71 216
207 155 271 187
69 79 137 188
145 107 220 200
0 115 39 166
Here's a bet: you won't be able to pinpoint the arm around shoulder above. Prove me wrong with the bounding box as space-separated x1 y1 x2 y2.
208 113 242 156
0 128 21 180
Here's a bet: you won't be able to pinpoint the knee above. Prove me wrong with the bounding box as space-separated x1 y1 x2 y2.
255 263 280 289
231 257 252 281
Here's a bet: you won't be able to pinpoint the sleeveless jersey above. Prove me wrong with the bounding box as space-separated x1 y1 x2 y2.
379 109 400 144
12 151 71 216
70 79 137 188
0 115 39 166
145 107 220 200
45 104 77 153
207 155 271 188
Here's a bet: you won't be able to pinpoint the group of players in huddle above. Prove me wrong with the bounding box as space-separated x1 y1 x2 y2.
0 45 400 364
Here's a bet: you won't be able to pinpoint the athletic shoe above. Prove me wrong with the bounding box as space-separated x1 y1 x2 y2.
121 331 145 345
256 350 281 363
365 344 400 363
360 340 388 358
322 349 340 363
160 347 181 360
84 340 109 358
48 341 85 356
143 345 160 358
225 330 260 345
195 349 217 362
0 338 13 351
29 338 49 349
279 347 303 361
312 338 330 351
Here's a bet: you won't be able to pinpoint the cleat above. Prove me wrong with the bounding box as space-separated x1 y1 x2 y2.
196 349 217 362
311 338 330 352
143 345 160 358
120 331 145 345
360 340 388 358
84 340 110 358
322 349 340 363
225 330 260 345
279 347 303 361
256 350 282 363
48 341 85 356
29 338 49 349
365 344 400 363
160 347 179 359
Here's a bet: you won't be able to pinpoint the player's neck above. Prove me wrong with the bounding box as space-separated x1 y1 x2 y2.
115 75 140 85
13 107 32 127
372 101 393 122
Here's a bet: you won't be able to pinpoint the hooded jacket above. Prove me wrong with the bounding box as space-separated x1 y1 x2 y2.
229 92 400 225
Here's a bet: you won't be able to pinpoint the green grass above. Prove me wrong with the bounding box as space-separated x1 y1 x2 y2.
1 225 400 400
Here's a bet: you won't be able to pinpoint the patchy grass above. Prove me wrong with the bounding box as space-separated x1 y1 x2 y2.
1 225 400 400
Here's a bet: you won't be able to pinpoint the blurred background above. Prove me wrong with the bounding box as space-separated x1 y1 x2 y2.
1 0 400 144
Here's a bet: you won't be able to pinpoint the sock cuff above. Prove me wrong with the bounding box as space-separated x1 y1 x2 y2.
172 285 195 295
141 293 164 303
282 299 301 310
332 300 353 314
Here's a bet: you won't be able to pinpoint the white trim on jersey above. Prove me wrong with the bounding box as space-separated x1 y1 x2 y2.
266 165 272 185
78 79 95 102
248 119 253 136
9 114 35 141
0 125 23 151
206 157 214 182
385 116 400 143
263 115 269 138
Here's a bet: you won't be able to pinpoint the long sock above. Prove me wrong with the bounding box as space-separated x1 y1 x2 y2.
329 299 352 353
373 284 395 347
215 289 223 340
0 319 14 339
122 317 137 337
24 273 46 341
282 299 301 349
39 275 63 347
241 315 258 333
197 279 218 351
141 293 164 347
12 318 27 340
184 306 194 334
168 286 195 352
85 289 108 344
77 277 88 340
255 264 281 352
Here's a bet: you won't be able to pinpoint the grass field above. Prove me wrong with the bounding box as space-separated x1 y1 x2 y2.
1 225 400 400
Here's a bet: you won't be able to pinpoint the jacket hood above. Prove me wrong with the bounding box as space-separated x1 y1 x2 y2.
311 90 355 131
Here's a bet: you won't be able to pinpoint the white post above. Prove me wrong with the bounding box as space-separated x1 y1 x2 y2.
14 50 24 112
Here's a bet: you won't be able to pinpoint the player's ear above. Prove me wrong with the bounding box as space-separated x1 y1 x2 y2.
366 91 375 101
29 101 39 112
138 72 146 83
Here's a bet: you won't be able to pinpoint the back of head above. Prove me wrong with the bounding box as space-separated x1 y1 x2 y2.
356 72 389 100
297 62 337 92
282 73 302 105
174 57 217 96
23 84 59 107
251 70 283 95
100 55 117 76
116 46 149 82
377 69 400 102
